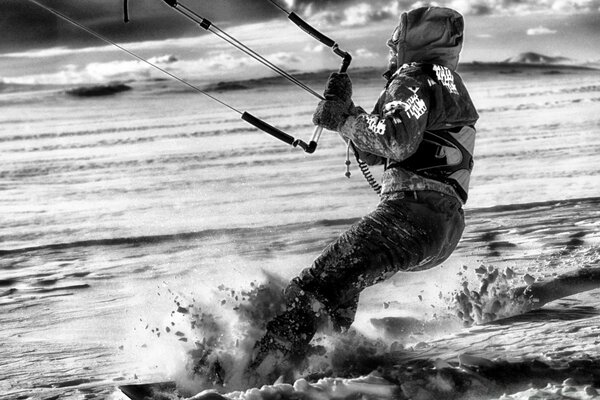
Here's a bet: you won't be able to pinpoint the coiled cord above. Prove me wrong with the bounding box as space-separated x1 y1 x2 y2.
347 141 382 195
357 158 382 195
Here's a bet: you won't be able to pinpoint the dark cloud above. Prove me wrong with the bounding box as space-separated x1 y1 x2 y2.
290 0 406 12
290 0 346 8
4 0 599 55
465 3 493 16
0 0 279 52
311 7 394 27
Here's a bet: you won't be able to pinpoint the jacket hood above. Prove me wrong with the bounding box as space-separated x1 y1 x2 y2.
388 7 464 72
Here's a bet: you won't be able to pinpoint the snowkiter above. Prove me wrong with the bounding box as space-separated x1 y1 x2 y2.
249 6 479 377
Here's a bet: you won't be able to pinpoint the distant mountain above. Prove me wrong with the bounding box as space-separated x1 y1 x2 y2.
503 52 572 65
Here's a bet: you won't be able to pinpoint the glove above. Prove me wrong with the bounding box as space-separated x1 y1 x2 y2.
323 72 352 101
312 73 354 131
313 100 355 131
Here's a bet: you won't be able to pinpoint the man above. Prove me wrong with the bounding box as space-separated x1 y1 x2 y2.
248 6 479 380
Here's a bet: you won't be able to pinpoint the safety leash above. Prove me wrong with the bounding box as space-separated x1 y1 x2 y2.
351 143 382 194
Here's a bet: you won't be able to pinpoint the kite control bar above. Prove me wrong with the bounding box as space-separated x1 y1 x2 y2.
160 0 325 153
269 1 382 194
123 0 353 154
242 112 317 153
32 0 319 154
268 1 353 146
286 12 352 73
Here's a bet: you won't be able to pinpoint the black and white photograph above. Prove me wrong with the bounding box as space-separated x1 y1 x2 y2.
1 0 600 399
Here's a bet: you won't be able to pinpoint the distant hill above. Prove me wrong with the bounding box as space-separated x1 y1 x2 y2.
503 52 572 65
65 83 132 97
199 59 599 93
459 51 599 74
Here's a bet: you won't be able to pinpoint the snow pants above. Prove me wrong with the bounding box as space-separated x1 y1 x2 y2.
263 190 465 355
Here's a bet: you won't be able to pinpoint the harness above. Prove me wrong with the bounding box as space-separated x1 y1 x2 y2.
387 125 475 202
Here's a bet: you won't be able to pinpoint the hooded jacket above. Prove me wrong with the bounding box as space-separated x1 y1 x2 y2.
338 7 479 203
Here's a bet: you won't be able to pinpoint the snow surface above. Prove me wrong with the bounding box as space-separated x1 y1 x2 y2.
0 65 599 400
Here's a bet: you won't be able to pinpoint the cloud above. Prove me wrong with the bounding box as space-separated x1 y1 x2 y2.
148 54 179 64
2 0 600 57
307 2 395 27
267 52 302 65
1 46 109 59
355 48 378 58
526 26 558 35
340 3 394 26
0 0 281 53
452 0 600 15
0 36 208 59
2 60 155 85
447 0 493 15
1 47 306 86
293 0 600 17
198 52 255 71
84 60 155 82
303 44 326 53
550 0 600 12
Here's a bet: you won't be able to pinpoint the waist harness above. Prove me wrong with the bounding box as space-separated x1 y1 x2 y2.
388 125 475 202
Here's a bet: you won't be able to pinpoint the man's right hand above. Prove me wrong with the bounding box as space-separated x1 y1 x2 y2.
322 72 352 102
312 100 354 131
312 73 354 131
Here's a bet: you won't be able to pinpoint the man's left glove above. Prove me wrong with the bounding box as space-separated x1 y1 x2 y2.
312 73 354 131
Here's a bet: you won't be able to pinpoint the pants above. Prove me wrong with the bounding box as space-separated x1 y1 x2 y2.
263 190 465 354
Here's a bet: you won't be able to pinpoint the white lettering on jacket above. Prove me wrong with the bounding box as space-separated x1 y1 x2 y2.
433 65 459 95
358 114 387 135
383 91 427 120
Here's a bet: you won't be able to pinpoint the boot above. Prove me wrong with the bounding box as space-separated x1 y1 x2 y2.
247 284 323 379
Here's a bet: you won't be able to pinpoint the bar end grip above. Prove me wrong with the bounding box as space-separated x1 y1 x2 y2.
333 46 352 73
289 12 336 48
241 112 295 146
293 139 317 154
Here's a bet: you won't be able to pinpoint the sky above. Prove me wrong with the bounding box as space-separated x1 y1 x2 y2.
1 0 600 85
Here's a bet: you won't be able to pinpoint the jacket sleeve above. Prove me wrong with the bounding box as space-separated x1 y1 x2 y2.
338 74 431 162
336 132 387 166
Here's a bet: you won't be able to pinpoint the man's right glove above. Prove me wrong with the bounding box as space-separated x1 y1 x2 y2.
312 73 355 131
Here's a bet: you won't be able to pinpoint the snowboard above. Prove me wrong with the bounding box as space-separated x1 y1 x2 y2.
119 381 182 400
